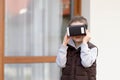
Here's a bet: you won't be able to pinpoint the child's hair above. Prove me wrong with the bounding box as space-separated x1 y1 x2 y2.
67 16 88 29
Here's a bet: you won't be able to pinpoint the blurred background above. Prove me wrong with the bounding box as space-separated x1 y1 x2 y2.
1 0 120 80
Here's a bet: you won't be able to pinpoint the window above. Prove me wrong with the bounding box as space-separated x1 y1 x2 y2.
0 0 81 80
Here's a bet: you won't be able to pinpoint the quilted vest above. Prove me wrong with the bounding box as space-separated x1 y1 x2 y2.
61 42 97 80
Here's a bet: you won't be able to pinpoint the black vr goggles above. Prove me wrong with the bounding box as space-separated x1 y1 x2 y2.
67 25 87 36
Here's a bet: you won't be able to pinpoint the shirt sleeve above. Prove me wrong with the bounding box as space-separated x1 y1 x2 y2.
56 44 68 68
80 43 98 68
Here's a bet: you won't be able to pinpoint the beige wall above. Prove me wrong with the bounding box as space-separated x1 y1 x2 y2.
82 0 120 80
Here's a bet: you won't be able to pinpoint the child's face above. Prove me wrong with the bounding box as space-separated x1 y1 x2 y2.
70 21 85 43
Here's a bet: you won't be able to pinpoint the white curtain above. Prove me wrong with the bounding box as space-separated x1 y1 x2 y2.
5 0 62 80
5 0 62 56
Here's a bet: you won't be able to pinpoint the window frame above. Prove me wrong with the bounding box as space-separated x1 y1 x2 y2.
0 0 81 80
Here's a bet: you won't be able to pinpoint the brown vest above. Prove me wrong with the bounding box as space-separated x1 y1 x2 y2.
61 42 97 80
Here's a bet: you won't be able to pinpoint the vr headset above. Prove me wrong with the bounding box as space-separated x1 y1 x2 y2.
67 25 87 36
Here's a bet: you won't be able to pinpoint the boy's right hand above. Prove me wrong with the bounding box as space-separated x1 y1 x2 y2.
62 33 70 46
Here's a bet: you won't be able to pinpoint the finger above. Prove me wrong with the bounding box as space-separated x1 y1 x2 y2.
86 30 90 35
86 30 90 33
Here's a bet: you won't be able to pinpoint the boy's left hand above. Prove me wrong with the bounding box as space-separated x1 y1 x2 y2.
82 30 91 44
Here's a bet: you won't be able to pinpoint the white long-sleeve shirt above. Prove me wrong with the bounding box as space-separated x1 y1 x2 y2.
56 38 98 68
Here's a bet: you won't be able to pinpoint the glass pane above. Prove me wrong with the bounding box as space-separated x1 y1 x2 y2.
5 0 62 56
5 63 60 80
61 0 71 41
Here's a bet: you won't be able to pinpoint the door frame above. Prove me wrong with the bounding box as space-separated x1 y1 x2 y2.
0 0 4 80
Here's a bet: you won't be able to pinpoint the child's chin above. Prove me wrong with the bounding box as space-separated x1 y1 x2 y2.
75 39 82 43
